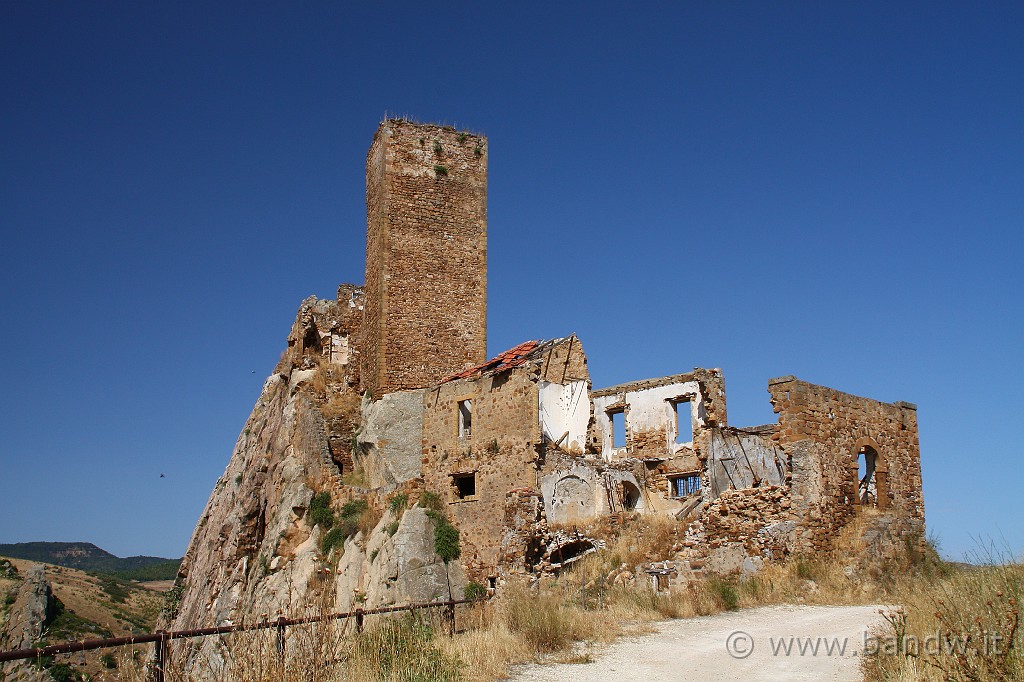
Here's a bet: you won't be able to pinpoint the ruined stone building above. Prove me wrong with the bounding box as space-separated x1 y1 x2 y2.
169 119 925 649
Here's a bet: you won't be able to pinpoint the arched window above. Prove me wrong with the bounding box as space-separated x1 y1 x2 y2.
857 445 878 506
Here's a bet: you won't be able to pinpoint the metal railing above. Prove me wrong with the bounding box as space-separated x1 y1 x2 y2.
0 596 487 681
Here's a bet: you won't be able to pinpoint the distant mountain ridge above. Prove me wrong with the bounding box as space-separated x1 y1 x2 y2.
0 542 180 580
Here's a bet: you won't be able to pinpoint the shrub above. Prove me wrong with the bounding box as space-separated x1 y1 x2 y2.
321 528 347 556
309 492 335 530
419 491 443 511
161 583 184 621
427 511 460 563
433 140 443 154
464 581 487 600
349 616 462 681
434 164 449 177
708 578 739 611
388 493 408 513
386 521 400 536
100 653 117 669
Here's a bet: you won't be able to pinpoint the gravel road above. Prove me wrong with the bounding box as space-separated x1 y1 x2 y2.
509 604 888 682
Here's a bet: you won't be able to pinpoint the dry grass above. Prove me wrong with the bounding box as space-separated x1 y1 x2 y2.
862 552 1022 682
78 514 1020 682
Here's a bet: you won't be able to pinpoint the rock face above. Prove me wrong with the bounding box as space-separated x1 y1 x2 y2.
166 291 465 678
0 565 56 681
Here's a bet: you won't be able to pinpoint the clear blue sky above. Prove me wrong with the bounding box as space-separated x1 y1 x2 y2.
1 2 1020 562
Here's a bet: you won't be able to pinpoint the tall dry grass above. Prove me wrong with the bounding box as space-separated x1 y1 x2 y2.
862 548 1022 682
92 513 1020 682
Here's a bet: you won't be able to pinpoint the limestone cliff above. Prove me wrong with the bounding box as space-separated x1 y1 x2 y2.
166 288 465 677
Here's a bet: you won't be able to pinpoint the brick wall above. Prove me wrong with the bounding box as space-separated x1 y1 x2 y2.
362 120 488 396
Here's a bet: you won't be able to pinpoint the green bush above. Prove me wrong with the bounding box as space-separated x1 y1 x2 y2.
100 653 117 669
419 491 443 511
309 492 335 530
434 164 448 177
388 493 408 513
386 521 400 536
321 528 347 556
426 511 460 563
160 583 184 621
464 581 487 600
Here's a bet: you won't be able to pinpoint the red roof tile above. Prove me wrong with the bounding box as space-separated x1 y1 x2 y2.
441 340 542 383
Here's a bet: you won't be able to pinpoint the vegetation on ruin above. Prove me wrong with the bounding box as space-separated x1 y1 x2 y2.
387 493 408 514
309 492 335 530
28 515 1022 682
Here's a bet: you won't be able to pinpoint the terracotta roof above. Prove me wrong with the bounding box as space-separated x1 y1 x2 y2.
441 340 543 383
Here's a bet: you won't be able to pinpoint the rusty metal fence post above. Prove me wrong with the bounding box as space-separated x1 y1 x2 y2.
355 608 364 633
446 600 456 637
275 616 287 666
151 631 168 682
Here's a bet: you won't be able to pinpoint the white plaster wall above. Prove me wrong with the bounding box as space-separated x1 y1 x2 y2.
593 380 708 461
538 380 589 454
328 333 350 365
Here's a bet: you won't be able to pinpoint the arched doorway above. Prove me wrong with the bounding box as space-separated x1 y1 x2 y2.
857 445 878 506
621 480 644 512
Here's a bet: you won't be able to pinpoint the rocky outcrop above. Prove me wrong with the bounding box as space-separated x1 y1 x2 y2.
0 565 56 681
167 291 465 678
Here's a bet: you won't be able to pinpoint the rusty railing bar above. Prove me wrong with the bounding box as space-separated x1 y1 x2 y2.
0 597 487 663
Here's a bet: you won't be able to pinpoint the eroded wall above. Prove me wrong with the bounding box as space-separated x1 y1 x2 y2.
419 336 589 578
768 376 925 553
590 369 727 461
362 120 488 397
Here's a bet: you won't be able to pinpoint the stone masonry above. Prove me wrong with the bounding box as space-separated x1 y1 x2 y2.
362 120 488 397
170 119 927 661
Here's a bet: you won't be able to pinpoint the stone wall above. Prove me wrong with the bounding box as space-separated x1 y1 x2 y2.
420 336 588 579
768 376 925 553
362 119 488 397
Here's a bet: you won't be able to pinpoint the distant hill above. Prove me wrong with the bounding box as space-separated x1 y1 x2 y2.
0 542 181 581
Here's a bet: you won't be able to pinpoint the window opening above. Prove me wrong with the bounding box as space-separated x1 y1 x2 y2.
609 409 626 449
458 400 472 438
673 399 693 444
857 446 877 506
670 474 701 498
452 472 476 499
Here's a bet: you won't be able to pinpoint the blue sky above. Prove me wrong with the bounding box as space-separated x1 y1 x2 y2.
1 2 1020 561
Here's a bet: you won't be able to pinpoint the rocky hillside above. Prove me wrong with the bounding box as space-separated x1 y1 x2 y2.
0 557 165 680
0 542 179 581
166 290 465 678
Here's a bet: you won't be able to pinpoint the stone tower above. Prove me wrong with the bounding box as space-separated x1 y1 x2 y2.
362 120 488 396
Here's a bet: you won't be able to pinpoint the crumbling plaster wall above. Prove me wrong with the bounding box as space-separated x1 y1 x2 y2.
540 465 645 524
768 376 925 553
538 380 589 454
590 369 727 461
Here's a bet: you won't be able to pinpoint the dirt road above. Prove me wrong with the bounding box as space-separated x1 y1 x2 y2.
509 604 888 682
